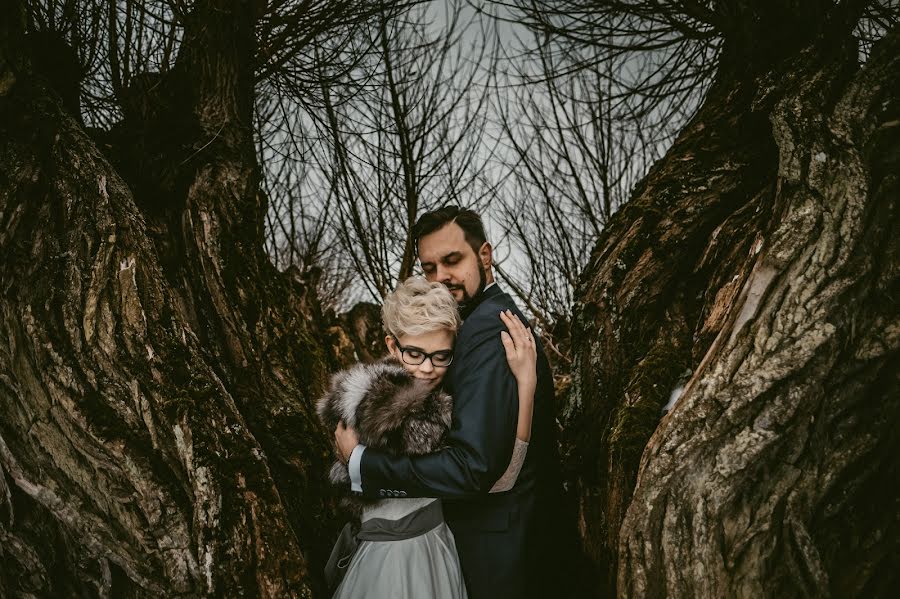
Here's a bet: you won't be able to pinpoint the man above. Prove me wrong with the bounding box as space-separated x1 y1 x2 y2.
334 206 563 599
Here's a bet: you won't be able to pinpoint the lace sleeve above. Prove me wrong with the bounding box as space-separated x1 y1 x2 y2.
489 439 529 493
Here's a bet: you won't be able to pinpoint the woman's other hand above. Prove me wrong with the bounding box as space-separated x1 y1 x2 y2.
500 310 537 443
500 310 537 390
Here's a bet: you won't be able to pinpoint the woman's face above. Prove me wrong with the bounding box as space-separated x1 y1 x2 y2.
386 328 455 388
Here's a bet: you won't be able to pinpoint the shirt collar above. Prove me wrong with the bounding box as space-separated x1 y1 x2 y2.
459 281 500 320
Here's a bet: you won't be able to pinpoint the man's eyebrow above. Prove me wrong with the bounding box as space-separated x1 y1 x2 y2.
441 251 462 262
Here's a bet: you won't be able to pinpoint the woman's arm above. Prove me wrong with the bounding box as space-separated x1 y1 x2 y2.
490 311 537 493
500 310 536 441
515 380 535 442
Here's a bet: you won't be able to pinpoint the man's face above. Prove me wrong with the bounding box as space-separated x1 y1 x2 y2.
418 222 491 307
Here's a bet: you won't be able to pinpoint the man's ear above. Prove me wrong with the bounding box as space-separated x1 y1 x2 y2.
479 242 493 268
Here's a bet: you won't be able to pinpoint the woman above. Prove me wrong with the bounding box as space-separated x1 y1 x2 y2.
318 276 536 598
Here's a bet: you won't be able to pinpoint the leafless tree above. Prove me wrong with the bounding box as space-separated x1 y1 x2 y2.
490 37 682 361
1 0 416 595
296 0 502 301
499 1 900 596
444 0 712 387
5 0 897 597
256 87 358 310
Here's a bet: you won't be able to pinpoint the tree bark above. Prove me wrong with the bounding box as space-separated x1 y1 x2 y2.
619 28 899 598
567 13 899 599
0 2 340 597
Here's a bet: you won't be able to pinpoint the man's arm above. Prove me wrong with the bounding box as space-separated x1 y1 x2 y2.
357 313 519 499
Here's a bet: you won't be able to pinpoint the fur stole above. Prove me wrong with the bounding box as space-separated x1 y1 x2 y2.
317 357 452 496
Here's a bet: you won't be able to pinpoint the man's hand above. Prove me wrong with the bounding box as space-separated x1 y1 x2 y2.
335 420 360 463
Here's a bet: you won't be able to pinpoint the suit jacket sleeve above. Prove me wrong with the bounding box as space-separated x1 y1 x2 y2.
359 311 519 499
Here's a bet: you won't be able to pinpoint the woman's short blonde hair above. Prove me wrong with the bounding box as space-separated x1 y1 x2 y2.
382 276 461 338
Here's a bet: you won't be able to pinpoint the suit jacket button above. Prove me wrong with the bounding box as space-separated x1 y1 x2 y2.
379 489 386 497
399 491 407 497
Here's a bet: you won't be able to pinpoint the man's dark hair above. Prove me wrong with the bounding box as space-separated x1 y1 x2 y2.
412 205 487 256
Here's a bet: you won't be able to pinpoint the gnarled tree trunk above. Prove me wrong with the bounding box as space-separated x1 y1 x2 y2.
0 2 340 596
567 5 898 597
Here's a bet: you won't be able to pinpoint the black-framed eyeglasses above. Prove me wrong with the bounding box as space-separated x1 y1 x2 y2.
392 336 454 367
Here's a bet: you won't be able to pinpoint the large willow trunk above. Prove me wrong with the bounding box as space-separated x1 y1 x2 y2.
0 2 338 597
567 6 899 597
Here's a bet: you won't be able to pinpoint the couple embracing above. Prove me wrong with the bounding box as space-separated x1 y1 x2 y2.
318 206 565 599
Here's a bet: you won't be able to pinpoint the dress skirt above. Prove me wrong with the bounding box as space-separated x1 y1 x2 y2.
332 501 467 599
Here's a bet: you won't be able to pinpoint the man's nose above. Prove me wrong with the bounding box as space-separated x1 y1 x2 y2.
435 264 451 282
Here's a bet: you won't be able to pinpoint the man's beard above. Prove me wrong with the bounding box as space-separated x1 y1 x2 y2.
455 262 487 314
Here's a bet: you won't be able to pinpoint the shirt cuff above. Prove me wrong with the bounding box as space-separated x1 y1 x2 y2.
349 444 366 493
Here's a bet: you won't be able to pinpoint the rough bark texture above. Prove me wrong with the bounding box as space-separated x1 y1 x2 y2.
564 51 782 599
335 302 385 364
619 29 899 598
0 2 341 597
566 10 899 598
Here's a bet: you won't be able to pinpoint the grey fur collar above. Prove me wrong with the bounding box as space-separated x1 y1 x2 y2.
317 357 452 488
